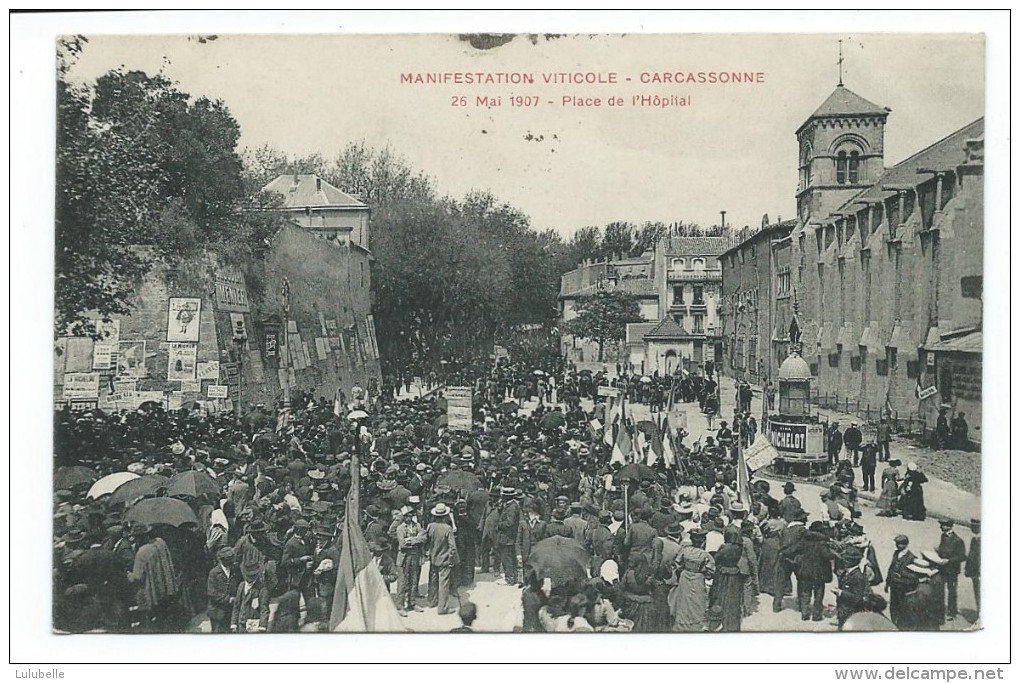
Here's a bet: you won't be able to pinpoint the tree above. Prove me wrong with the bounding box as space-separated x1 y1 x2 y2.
600 221 634 261
564 287 642 362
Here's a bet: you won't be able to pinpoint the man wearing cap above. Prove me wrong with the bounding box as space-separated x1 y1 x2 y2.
652 522 684 572
426 502 457 614
965 519 980 619
935 520 967 621
826 423 844 467
884 534 918 628
589 510 616 575
495 488 521 586
207 547 235 633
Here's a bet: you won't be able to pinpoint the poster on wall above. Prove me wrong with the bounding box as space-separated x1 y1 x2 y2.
214 267 250 313
230 313 250 351
64 337 94 373
63 372 100 400
167 342 198 381
116 341 147 379
95 318 121 344
207 384 229 399
197 361 220 381
181 381 200 393
92 343 115 370
167 298 202 342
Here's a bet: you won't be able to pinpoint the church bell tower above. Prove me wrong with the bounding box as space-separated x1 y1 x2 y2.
795 84 890 221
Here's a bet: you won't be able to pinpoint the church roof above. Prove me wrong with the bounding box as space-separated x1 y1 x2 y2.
263 174 367 210
830 117 984 217
643 317 691 340
798 85 889 133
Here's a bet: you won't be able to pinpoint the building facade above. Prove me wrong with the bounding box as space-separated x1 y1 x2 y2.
719 220 796 384
719 83 984 439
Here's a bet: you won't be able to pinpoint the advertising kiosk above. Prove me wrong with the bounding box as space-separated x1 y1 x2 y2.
768 350 828 476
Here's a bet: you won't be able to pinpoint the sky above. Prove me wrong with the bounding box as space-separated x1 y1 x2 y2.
67 32 984 238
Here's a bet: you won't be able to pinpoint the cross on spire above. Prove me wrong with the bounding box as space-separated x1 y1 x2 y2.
838 39 844 86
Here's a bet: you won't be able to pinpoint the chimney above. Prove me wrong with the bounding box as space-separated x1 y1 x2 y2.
720 210 727 228
316 177 322 192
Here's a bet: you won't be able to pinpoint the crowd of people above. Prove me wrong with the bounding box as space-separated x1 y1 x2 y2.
53 349 977 634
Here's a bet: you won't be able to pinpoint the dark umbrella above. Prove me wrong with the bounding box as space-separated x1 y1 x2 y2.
165 470 220 499
540 412 566 430
635 420 660 439
436 470 482 494
54 466 99 490
498 400 520 414
614 463 658 483
108 475 168 507
125 497 199 527
137 400 163 413
525 536 590 589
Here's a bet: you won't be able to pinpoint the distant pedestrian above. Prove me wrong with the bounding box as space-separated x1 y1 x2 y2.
860 443 878 493
965 519 980 619
843 422 863 466
827 423 844 466
876 418 892 462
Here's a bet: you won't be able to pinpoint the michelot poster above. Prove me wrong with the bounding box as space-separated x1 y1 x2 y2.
167 342 198 381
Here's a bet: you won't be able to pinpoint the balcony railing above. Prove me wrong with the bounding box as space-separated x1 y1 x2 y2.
668 270 721 281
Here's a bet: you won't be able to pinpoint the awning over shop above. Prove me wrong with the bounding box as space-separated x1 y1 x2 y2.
925 328 982 354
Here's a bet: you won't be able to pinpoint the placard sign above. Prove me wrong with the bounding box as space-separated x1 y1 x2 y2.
445 386 473 431
207 384 229 399
597 385 620 397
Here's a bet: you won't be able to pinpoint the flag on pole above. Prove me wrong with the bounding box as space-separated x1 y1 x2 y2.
610 420 631 465
736 444 752 507
661 415 676 468
329 492 405 631
275 407 291 434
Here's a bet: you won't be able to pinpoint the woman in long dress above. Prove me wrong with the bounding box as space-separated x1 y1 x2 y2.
710 529 746 632
877 461 901 516
899 464 929 521
669 529 715 631
621 554 656 632
757 521 782 598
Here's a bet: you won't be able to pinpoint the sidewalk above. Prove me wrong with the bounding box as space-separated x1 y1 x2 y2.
719 375 981 525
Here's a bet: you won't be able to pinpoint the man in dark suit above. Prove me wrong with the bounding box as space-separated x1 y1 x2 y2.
495 488 521 586
773 509 808 612
207 547 235 633
793 522 837 621
965 519 980 619
884 534 917 628
588 510 616 575
859 443 878 493
280 519 315 606
935 520 967 621
778 482 803 523
519 501 547 565
827 423 844 466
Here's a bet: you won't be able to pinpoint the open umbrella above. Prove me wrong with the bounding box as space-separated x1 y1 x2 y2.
436 470 482 494
125 497 199 527
640 376 653 384
166 470 220 499
532 369 545 376
346 409 369 421
540 412 566 430
614 463 658 483
498 400 520 414
635 420 660 439
107 474 168 507
54 466 99 491
87 472 141 499
525 536 590 589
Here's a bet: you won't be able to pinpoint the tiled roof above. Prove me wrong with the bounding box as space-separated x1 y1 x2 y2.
643 317 691 340
830 118 984 217
263 174 367 209
626 322 658 344
802 85 889 128
661 236 731 257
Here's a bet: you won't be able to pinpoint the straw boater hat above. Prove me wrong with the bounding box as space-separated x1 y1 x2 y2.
431 502 450 517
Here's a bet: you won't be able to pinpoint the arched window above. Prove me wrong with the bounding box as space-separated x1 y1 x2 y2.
692 258 705 270
672 258 684 269
836 151 848 185
848 151 861 184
